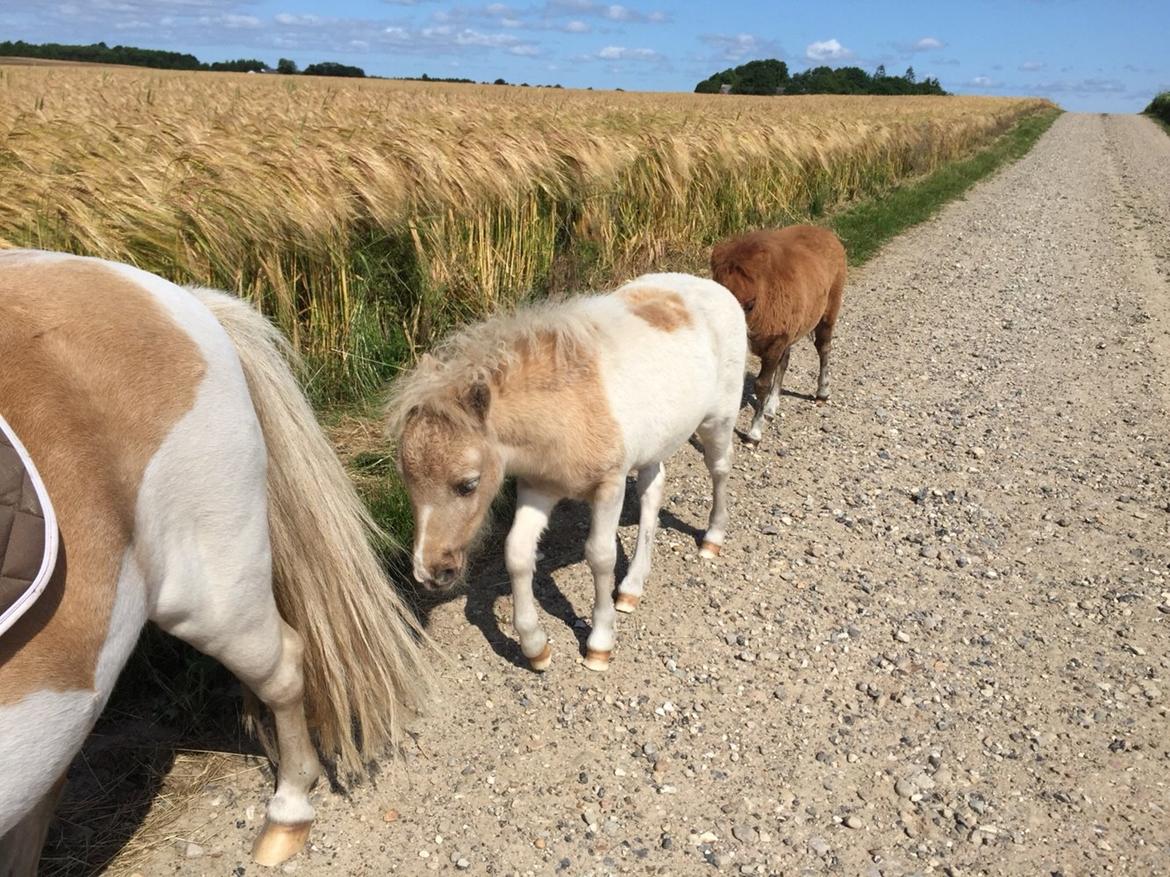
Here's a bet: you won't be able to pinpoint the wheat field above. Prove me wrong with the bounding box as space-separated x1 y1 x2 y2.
0 65 1052 400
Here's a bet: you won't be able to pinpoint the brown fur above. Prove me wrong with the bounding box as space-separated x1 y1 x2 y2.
710 225 846 403
0 256 205 704
620 287 693 333
491 333 624 499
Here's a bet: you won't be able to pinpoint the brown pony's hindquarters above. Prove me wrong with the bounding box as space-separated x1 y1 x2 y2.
0 774 65 877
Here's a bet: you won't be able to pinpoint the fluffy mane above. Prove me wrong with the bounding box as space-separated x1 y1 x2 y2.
385 296 601 439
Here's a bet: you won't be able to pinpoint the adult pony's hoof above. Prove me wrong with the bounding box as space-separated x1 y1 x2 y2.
699 541 722 559
614 593 640 613
815 397 829 407
528 642 552 672
583 648 611 672
252 819 312 866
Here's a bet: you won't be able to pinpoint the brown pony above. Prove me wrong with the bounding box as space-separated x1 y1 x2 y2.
710 225 846 443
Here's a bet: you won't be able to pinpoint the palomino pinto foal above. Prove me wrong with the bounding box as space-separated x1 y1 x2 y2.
0 252 433 873
389 273 747 672
710 225 847 444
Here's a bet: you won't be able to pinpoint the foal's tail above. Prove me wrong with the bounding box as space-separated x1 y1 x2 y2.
190 288 437 776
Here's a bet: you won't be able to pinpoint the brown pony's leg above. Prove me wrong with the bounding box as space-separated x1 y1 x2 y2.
813 319 834 403
0 774 64 877
747 342 790 444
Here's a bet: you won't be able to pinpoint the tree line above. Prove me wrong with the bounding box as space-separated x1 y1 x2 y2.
695 59 947 96
0 41 366 78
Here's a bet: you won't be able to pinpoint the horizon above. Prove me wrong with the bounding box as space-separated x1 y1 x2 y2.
2 1 1166 112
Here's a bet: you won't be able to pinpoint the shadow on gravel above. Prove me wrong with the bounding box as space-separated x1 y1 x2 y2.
417 475 708 671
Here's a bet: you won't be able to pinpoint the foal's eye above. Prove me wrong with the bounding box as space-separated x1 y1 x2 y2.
743 300 756 313
454 477 480 497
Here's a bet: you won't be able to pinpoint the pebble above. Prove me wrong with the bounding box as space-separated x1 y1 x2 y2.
732 824 758 843
845 814 863 830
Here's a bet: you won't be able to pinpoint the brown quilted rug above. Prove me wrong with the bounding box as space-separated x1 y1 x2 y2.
0 423 49 625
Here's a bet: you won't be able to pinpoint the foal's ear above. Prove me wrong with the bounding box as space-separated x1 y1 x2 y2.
461 379 492 422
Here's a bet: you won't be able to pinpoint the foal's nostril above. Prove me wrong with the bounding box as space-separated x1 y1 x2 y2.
434 566 458 587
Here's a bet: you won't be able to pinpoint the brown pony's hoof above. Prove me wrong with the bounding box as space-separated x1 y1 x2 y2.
699 541 722 559
529 642 552 672
815 397 829 407
583 648 611 672
614 593 639 613
252 819 312 866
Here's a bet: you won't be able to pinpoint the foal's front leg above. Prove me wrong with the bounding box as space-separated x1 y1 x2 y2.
583 476 626 671
505 484 559 671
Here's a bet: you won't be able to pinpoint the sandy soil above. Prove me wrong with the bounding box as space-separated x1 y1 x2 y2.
108 113 1170 876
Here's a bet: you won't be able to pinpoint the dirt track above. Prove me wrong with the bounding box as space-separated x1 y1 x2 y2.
126 113 1170 876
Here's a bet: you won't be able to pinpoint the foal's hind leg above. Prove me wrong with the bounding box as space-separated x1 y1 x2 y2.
615 462 666 614
697 416 735 558
153 560 322 866
0 775 64 877
813 319 834 404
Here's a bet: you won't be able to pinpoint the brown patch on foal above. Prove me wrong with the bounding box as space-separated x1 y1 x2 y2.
620 287 693 333
0 255 205 704
493 332 624 500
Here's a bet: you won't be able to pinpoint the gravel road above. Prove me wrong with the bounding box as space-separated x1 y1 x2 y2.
125 113 1170 877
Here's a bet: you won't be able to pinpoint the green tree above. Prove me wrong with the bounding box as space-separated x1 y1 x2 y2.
276 58 298 75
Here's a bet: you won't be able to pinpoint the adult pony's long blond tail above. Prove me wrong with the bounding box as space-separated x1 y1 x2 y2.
190 288 437 776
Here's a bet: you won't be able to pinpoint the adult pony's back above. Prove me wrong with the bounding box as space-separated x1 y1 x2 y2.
0 251 434 872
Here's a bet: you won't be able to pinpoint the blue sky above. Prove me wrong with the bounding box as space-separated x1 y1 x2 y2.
2 0 1166 111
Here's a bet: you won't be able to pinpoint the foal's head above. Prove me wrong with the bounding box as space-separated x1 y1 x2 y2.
396 380 503 590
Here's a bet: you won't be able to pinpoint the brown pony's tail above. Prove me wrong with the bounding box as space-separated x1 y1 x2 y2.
189 288 438 776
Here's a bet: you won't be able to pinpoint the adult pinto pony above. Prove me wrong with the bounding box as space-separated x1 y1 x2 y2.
388 273 747 672
0 251 434 873
710 225 847 444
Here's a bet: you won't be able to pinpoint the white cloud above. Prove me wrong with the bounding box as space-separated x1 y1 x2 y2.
545 0 668 24
564 19 589 32
598 45 660 61
700 33 781 63
1019 60 1045 71
275 13 322 26
970 75 995 87
1035 77 1126 94
912 36 944 51
805 38 853 62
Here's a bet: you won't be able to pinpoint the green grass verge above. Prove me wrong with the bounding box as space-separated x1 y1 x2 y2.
830 108 1061 266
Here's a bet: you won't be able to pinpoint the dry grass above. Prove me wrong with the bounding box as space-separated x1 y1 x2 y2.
41 745 264 877
0 65 1053 399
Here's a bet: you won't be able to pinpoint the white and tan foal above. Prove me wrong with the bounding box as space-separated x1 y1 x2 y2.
389 273 747 672
0 251 433 874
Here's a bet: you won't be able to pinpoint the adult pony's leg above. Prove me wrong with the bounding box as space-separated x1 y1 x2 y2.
156 587 322 866
697 416 735 558
0 776 64 877
506 484 560 671
813 319 834 403
583 476 626 671
615 462 666 614
747 344 790 443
